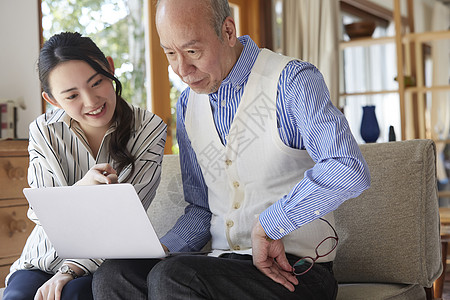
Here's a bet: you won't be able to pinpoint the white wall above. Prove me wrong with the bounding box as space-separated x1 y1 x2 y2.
0 0 42 139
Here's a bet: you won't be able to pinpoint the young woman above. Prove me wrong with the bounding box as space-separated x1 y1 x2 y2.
3 32 167 300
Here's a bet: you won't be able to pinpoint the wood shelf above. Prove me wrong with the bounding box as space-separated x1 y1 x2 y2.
435 139 450 144
440 191 450 198
341 85 450 97
405 85 450 94
340 36 395 49
340 0 450 141
340 30 450 49
340 90 399 97
404 30 450 43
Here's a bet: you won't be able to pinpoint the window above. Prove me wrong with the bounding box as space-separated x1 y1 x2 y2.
40 0 148 110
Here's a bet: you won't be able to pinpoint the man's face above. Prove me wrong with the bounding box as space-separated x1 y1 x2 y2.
156 0 234 94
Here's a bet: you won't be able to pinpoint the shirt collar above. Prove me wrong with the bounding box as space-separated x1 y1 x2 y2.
44 108 72 126
219 35 260 90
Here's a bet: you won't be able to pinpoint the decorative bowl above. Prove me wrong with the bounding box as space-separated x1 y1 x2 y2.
344 21 376 39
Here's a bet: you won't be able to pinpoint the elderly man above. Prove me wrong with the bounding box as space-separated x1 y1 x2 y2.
93 0 370 299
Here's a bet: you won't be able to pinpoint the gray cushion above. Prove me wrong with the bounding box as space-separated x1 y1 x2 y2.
147 155 186 238
337 283 425 300
333 139 442 287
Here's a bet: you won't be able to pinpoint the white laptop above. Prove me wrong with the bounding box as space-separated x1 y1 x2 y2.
23 183 166 259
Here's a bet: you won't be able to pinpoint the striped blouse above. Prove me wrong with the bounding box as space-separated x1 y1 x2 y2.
160 35 370 252
6 104 167 285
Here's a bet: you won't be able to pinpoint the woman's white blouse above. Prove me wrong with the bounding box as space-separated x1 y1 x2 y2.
6 105 167 285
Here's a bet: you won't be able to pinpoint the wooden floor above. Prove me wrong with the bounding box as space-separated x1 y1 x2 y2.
442 269 450 299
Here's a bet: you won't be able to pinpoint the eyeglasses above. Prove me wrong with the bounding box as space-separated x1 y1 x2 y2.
292 217 339 276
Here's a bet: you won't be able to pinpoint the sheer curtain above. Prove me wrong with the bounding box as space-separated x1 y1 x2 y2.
341 20 400 144
282 0 340 107
430 1 450 183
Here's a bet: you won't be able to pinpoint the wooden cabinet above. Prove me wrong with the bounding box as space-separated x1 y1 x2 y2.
0 140 34 287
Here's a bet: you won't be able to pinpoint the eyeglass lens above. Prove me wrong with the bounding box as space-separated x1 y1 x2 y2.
293 257 314 275
316 236 338 256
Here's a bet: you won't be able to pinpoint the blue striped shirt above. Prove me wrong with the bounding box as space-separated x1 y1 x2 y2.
160 36 370 252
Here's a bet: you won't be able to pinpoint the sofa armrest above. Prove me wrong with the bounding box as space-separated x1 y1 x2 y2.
333 140 442 287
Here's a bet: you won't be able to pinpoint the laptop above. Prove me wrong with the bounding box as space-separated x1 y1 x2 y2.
23 183 166 259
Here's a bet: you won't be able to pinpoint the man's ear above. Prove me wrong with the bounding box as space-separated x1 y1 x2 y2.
106 56 115 75
42 91 61 108
222 16 238 47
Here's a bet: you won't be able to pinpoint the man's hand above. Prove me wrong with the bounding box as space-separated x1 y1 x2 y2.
75 163 118 185
34 272 73 300
251 221 298 292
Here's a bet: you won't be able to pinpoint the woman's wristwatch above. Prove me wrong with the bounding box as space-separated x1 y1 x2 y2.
58 265 79 279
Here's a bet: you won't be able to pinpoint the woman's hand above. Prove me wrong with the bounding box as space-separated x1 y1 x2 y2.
34 272 73 300
34 263 84 300
75 163 118 186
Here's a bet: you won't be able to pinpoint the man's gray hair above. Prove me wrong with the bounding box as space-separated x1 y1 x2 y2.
210 0 232 38
157 0 231 38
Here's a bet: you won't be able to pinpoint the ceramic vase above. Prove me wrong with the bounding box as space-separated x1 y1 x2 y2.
360 105 380 143
388 125 396 142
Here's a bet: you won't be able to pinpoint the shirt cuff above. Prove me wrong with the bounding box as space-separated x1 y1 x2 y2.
64 259 102 275
160 231 190 253
259 199 297 240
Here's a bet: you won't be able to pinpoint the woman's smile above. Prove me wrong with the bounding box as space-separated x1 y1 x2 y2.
87 103 106 116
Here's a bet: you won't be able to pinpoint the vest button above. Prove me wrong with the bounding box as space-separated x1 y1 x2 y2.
234 245 240 250
233 181 240 188
233 202 240 209
221 100 226 107
225 159 232 166
226 220 234 227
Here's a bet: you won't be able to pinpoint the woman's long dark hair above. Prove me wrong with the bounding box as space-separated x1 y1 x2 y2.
38 32 135 177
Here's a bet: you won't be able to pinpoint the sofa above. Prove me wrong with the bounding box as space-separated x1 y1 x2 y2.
149 139 442 300
0 139 442 299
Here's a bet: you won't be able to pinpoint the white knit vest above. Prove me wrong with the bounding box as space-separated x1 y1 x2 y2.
185 49 335 261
